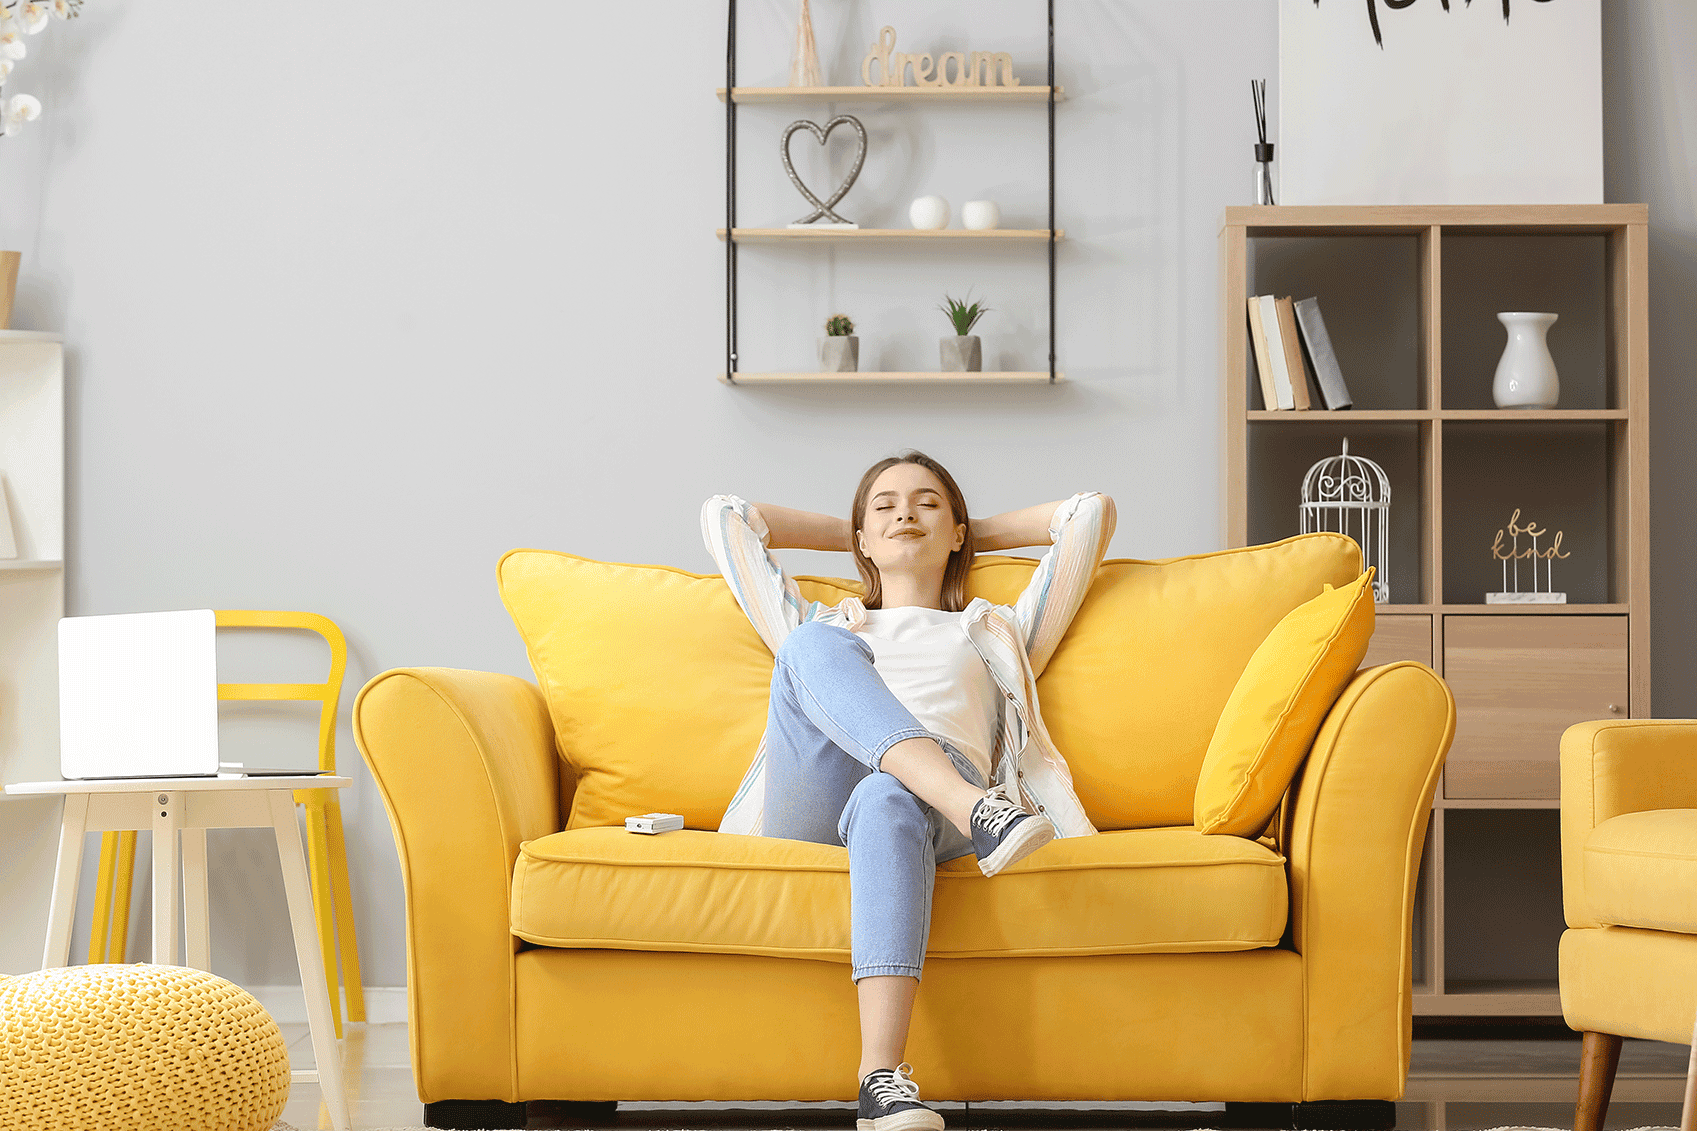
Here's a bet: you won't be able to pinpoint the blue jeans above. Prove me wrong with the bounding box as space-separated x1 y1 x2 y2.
763 621 985 983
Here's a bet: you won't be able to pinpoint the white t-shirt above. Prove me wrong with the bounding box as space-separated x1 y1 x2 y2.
855 605 1001 785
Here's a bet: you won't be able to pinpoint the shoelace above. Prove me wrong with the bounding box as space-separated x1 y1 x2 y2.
867 1063 922 1107
973 791 1026 838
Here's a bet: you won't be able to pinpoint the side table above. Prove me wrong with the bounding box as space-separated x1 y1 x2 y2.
5 775 353 1131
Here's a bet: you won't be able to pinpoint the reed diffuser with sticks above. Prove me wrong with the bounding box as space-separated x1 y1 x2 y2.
1251 79 1275 205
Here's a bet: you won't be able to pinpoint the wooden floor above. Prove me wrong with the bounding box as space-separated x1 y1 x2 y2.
276 1023 1690 1131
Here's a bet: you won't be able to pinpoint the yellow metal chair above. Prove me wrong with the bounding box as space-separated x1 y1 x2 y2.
86 610 366 1037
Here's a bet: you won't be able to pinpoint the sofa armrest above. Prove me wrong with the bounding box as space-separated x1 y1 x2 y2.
1282 661 1454 1101
353 667 559 1105
1561 719 1697 929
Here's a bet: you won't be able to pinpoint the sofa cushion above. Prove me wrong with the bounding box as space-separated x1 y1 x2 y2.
510 826 1289 960
499 533 1360 832
1035 534 1362 828
1193 569 1377 836
1584 809 1697 934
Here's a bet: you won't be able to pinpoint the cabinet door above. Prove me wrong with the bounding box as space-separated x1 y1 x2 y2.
1443 616 1628 799
1363 614 1433 670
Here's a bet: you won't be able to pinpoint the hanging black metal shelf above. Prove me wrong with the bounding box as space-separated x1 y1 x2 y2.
722 0 1059 386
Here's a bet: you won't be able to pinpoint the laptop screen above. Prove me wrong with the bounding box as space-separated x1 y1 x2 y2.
58 609 219 780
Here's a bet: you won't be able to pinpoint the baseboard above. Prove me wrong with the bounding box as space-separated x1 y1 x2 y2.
248 984 407 1025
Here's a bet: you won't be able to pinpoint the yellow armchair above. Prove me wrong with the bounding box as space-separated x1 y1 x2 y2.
1560 719 1697 1131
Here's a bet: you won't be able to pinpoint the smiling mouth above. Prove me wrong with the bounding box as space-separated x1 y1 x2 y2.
891 530 924 539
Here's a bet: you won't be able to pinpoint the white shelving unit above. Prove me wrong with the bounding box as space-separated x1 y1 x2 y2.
0 329 66 973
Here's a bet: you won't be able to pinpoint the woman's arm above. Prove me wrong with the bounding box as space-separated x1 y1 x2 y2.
973 502 1066 552
750 503 851 552
701 495 831 654
1007 493 1117 676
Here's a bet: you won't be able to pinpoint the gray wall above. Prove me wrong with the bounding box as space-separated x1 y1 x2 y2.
0 1 1690 992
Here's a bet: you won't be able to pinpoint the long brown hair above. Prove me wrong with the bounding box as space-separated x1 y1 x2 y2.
850 450 974 612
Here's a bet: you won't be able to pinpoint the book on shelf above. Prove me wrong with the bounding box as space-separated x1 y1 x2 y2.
1246 296 1280 410
1292 296 1353 410
1273 296 1315 410
1258 294 1297 410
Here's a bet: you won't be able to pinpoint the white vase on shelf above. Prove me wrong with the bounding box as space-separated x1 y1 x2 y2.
1491 312 1560 409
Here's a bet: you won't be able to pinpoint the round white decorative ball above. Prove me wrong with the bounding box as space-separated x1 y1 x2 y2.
909 196 950 230
962 200 1001 231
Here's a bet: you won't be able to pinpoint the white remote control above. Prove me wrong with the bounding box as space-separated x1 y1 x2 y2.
625 812 685 834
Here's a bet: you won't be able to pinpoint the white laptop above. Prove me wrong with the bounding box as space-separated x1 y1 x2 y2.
59 609 219 780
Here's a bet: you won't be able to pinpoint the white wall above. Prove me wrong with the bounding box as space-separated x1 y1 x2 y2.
0 0 1690 993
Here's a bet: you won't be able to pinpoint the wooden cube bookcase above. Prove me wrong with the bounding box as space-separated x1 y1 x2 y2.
1220 204 1650 1017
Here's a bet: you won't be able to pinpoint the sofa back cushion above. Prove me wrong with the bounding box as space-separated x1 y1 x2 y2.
499 533 1360 832
1029 534 1362 828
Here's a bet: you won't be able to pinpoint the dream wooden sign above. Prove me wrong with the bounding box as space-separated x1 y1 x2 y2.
860 26 1020 89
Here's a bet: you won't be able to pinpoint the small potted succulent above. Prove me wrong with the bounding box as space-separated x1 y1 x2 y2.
820 313 858 372
938 292 988 372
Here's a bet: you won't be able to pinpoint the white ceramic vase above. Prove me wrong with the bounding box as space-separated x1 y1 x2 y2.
1491 312 1560 409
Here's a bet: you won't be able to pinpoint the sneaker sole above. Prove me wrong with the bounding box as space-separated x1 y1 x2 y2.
858 1111 945 1131
977 814 1055 878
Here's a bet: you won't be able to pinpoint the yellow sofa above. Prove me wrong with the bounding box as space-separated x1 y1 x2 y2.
1560 719 1697 1131
354 533 1455 1128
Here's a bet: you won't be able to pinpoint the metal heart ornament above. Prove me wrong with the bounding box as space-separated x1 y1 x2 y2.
780 115 867 226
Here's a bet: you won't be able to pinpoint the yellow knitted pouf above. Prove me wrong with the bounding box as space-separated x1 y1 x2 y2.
0 964 290 1131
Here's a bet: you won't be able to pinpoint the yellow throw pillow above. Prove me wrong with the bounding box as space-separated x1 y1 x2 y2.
1193 568 1377 836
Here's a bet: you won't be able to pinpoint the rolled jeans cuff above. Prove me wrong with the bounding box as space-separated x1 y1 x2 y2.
866 727 937 774
852 963 925 983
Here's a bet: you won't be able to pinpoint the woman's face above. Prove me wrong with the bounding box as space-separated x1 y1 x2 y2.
856 463 965 577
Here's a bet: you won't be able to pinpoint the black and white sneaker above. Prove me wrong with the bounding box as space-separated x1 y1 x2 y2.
857 1063 944 1131
970 787 1054 878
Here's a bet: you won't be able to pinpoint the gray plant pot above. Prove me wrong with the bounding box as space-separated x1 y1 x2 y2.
940 335 982 372
819 335 859 372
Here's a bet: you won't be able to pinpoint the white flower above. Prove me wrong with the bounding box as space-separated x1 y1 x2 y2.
0 59 11 82
3 91 40 134
20 3 46 33
51 0 74 17
0 30 25 60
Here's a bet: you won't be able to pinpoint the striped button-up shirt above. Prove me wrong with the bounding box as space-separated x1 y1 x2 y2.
701 490 1117 839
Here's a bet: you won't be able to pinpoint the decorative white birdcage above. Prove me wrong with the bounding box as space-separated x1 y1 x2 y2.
1299 439 1391 603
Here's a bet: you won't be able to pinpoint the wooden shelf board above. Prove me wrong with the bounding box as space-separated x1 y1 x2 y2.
720 371 1062 386
1366 604 1625 615
1225 203 1647 235
718 86 1064 104
720 228 1063 243
1248 409 1627 421
1413 985 1563 1017
0 559 62 572
1438 797 1563 809
1444 408 1626 421
1249 409 1430 421
1440 603 1626 614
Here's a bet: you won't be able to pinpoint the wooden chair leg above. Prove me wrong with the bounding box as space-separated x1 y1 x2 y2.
1577 1030 1624 1131
87 832 119 964
108 831 137 963
304 798 343 1039
323 795 367 1023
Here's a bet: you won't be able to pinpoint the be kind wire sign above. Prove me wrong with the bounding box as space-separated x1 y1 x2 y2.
1277 0 1602 205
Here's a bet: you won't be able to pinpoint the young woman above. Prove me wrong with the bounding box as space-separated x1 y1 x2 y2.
702 451 1115 1131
